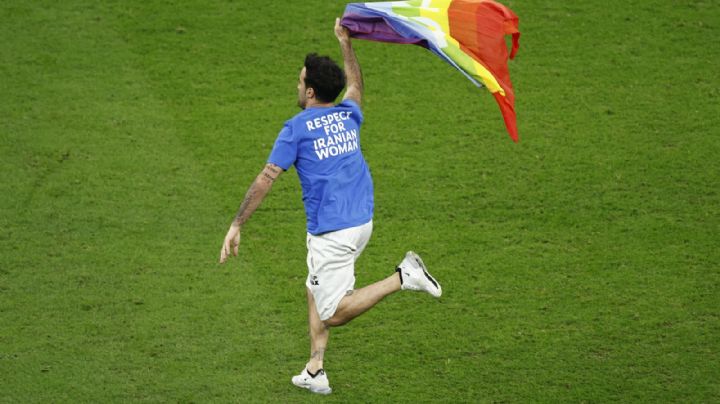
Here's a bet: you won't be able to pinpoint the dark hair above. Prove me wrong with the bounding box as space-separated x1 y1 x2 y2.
304 53 346 103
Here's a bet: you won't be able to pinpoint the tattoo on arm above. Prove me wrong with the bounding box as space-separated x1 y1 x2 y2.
260 164 281 185
261 172 276 183
232 165 281 226
233 187 256 225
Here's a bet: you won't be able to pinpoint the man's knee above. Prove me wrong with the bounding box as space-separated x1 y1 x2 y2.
323 313 349 327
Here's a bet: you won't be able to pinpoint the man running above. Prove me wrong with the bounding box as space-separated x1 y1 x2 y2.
219 18 442 395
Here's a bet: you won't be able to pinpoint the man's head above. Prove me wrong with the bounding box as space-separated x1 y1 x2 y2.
297 53 346 109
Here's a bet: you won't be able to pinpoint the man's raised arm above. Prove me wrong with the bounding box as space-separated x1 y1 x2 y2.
219 163 282 263
335 18 363 106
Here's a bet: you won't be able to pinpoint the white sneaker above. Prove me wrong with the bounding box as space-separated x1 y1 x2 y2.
397 251 442 297
291 367 332 395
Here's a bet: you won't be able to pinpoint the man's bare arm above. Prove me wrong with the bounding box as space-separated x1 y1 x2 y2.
219 163 283 263
335 18 363 106
233 163 282 226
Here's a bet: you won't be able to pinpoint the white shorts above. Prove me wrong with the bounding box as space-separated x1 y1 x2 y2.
306 220 373 321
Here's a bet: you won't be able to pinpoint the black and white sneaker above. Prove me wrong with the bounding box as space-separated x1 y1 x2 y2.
396 251 442 297
291 367 332 395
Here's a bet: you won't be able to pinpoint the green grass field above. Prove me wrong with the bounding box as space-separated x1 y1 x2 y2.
2 0 719 402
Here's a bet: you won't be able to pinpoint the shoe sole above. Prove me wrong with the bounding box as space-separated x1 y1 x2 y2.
292 379 332 395
310 386 332 395
407 251 442 298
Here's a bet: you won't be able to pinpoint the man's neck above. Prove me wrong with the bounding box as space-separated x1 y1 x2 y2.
305 99 334 109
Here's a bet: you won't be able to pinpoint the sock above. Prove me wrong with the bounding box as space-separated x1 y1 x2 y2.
396 267 404 285
307 368 323 378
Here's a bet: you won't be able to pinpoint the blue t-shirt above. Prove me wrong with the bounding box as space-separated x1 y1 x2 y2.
268 99 374 235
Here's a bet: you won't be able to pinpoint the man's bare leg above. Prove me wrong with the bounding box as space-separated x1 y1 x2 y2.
325 272 401 327
305 272 400 370
306 288 329 374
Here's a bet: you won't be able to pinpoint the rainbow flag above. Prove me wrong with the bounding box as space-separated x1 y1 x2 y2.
341 0 521 142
